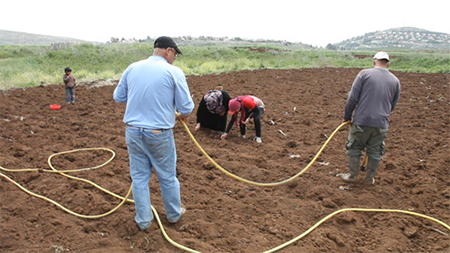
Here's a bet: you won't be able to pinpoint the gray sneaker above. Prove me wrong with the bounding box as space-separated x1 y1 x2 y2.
168 207 186 224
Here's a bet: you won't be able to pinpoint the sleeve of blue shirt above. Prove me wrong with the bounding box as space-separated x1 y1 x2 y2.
113 66 130 103
173 68 195 116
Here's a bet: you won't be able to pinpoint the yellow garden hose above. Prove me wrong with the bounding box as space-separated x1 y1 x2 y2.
180 120 349 186
0 147 200 253
179 120 449 251
0 148 131 219
1 123 449 253
263 208 450 253
0 171 132 219
150 205 201 253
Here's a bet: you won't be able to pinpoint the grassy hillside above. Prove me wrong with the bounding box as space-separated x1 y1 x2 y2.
333 27 450 50
0 42 448 89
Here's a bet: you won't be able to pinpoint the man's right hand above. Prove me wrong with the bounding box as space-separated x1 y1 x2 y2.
176 114 189 123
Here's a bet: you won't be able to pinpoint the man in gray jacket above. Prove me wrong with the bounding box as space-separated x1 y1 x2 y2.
341 51 401 185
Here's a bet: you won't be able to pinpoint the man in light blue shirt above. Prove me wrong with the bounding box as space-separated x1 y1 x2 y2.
114 36 194 231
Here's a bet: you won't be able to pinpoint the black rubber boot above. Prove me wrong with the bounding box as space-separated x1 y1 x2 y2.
342 155 361 182
364 158 380 185
348 155 361 180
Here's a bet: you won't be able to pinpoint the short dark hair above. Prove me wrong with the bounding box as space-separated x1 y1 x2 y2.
64 67 72 72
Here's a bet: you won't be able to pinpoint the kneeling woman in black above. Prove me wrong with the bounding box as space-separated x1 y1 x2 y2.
195 88 231 133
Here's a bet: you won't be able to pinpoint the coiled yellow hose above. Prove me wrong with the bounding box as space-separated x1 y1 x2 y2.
0 147 200 253
1 123 448 253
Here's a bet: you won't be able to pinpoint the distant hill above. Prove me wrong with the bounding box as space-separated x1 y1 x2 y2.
0 29 89 45
166 36 314 50
332 27 450 50
0 30 314 49
2 27 450 51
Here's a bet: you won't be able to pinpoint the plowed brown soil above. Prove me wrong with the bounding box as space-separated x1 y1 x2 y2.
1 68 449 253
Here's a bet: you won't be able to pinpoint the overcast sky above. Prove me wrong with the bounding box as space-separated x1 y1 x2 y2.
1 0 448 47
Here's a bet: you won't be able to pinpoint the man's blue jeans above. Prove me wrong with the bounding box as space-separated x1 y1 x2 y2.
125 126 182 229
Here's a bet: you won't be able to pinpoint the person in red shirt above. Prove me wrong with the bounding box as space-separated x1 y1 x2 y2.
220 95 265 143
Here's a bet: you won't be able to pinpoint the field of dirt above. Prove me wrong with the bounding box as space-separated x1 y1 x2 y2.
1 68 449 253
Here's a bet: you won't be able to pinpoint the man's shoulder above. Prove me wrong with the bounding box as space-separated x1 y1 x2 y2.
131 58 150 66
164 63 185 77
362 67 394 76
368 67 400 83
363 67 381 73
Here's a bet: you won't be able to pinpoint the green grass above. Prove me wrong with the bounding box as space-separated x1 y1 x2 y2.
0 43 448 89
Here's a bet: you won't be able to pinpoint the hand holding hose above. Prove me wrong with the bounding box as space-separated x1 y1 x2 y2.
176 113 189 123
